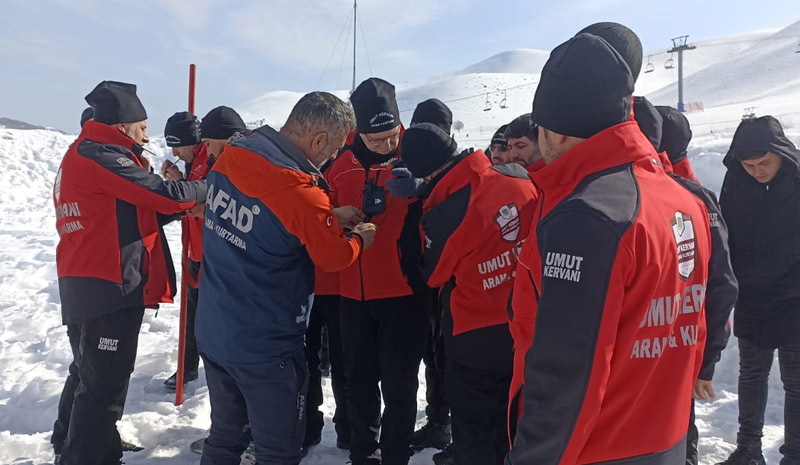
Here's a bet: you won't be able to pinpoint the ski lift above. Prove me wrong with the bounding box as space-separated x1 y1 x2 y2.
644 55 655 74
795 40 800 54
664 53 675 69
483 93 492 112
499 90 508 109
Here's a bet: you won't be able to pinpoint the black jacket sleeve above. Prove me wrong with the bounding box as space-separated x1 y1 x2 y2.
693 185 737 380
675 176 737 380
419 185 471 285
81 141 207 214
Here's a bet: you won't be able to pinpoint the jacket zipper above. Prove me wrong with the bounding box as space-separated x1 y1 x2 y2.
359 167 371 301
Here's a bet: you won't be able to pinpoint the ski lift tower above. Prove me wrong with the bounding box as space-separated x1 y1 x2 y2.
668 35 696 112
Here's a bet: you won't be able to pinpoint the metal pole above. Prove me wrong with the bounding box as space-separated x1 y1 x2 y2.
352 0 357 92
677 51 684 112
668 36 695 113
175 63 196 406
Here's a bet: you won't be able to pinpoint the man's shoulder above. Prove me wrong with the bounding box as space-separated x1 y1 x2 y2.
547 163 640 237
75 137 131 162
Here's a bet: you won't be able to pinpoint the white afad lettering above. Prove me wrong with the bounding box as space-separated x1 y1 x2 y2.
206 184 258 233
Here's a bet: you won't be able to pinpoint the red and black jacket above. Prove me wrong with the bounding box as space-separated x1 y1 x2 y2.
420 150 538 371
507 122 712 465
54 120 207 324
185 143 213 262
327 128 426 301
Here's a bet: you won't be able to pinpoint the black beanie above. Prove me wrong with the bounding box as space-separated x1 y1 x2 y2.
411 98 453 133
727 116 800 162
577 22 643 82
165 111 201 147
656 106 692 163
350 78 401 134
633 96 663 151
200 106 246 140
85 81 147 125
80 107 94 128
401 123 459 178
492 124 509 146
532 33 634 140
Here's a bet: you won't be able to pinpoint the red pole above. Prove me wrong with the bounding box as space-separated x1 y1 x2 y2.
188 64 196 115
175 63 196 406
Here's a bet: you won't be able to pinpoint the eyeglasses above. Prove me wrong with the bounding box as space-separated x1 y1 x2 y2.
491 144 510 152
364 130 401 146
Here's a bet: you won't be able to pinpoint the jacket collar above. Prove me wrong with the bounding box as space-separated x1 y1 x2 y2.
234 124 328 190
80 120 141 154
530 122 656 198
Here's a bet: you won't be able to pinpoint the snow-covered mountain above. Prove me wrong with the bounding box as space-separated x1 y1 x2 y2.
240 19 800 145
3 20 800 465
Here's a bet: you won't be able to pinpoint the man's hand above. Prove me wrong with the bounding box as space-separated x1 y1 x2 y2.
161 160 184 181
386 167 426 198
352 222 377 250
189 203 205 219
693 379 716 400
333 206 366 230
140 154 152 173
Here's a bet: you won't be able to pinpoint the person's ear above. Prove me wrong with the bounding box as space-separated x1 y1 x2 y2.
311 132 328 152
114 123 127 135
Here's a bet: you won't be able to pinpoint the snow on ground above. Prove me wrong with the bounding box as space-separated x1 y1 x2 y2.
2 124 799 465
3 19 800 465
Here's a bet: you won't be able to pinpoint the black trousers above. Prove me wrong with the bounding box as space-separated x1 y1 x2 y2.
737 338 800 463
183 258 201 373
446 357 510 465
57 307 145 465
200 349 308 465
422 299 449 424
305 294 349 444
340 295 428 465
687 400 699 465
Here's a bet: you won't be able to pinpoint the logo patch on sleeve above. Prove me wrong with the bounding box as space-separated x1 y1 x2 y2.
495 204 521 243
671 211 697 280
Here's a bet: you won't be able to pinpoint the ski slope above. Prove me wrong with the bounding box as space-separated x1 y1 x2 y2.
3 20 800 465
240 19 800 144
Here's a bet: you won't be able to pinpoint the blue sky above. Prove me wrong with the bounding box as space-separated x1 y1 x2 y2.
1 0 798 133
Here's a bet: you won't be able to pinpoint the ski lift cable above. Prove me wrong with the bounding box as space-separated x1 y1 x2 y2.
644 33 800 56
398 81 539 113
317 9 355 89
357 9 373 77
336 14 353 90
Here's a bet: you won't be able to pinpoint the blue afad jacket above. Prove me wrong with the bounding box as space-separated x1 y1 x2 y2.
196 126 363 364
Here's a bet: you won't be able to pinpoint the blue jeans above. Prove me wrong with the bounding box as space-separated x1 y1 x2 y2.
200 350 308 465
737 338 800 464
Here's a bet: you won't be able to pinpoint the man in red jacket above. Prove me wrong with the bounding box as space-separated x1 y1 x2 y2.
52 81 207 465
507 33 712 465
505 114 545 172
161 111 213 390
401 121 538 465
326 77 429 465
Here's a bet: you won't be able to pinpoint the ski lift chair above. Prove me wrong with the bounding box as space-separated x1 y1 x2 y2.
484 94 492 112
644 55 655 74
499 90 508 109
665 53 675 69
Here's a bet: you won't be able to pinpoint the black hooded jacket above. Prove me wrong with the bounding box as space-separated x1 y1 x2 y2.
720 116 800 349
